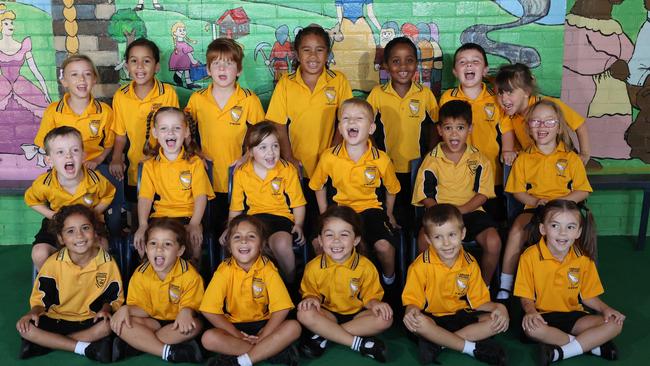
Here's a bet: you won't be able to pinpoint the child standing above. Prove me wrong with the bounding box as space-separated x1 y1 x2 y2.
298 205 392 362
495 63 591 165
515 200 624 365
111 218 204 363
367 37 439 230
402 204 508 365
497 100 592 301
225 121 306 284
201 215 301 366
25 126 116 269
110 38 179 204
185 38 265 238
134 107 215 264
309 98 401 286
17 204 123 362
412 100 502 285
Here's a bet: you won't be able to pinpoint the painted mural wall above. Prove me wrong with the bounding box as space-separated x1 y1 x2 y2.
0 0 648 182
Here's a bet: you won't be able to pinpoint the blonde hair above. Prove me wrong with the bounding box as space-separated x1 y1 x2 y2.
171 22 196 45
525 99 574 151
0 4 16 32
60 54 99 80
338 97 375 121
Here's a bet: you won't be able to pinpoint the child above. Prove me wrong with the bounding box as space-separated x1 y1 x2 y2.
367 37 439 230
515 200 624 365
16 204 123 362
185 38 265 237
495 63 591 165
110 37 179 204
309 98 401 286
25 126 116 269
225 121 307 284
402 204 508 365
298 205 392 362
200 215 301 366
497 99 592 301
412 100 502 285
134 107 215 264
111 218 204 363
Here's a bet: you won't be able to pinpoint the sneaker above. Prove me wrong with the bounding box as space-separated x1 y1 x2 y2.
537 343 561 366
299 333 327 358
473 340 506 365
269 344 299 365
153 2 164 10
417 337 442 365
111 337 143 362
597 341 619 361
359 336 387 362
85 336 112 363
206 354 239 366
18 338 51 359
133 3 144 11
167 339 204 363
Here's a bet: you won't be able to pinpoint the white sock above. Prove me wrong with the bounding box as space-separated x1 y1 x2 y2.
462 340 476 356
74 341 90 356
237 353 252 366
497 273 514 300
351 336 363 351
568 334 576 343
161 344 170 361
590 346 602 356
382 273 395 285
559 339 584 361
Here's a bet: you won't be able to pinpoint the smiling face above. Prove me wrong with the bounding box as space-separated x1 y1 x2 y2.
46 134 84 180
61 60 97 100
145 227 185 279
152 110 189 157
58 213 98 257
173 26 187 39
126 45 159 87
540 210 582 260
318 217 361 264
424 218 465 266
297 34 329 78
386 42 417 91
229 220 262 271
208 56 240 89
453 49 488 90
339 103 375 148
252 132 280 170
528 103 560 148
497 86 530 117
437 117 470 154
1 19 14 36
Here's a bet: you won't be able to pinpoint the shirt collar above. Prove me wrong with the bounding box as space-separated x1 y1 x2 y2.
333 141 379 163
146 257 188 282
425 246 470 270
156 146 186 163
58 247 110 268
321 249 361 270
536 237 580 263
453 82 490 101
430 142 473 163
206 82 245 110
127 77 165 101
528 141 568 155
383 80 423 99
294 66 333 92
61 93 101 116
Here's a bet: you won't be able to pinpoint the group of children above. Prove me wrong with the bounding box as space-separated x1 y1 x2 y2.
17 24 625 366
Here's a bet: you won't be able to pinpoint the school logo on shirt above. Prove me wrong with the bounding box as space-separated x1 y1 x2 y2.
252 277 265 299
467 160 479 175
349 277 361 297
484 104 495 121
364 166 377 186
271 177 283 195
95 273 107 288
89 120 100 137
83 193 95 206
409 99 420 116
169 284 181 304
455 273 469 296
230 106 243 125
567 268 580 289
324 87 337 105
151 103 162 112
556 159 568 177
179 170 192 190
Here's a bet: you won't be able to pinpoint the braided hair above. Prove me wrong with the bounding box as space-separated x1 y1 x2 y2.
142 106 203 160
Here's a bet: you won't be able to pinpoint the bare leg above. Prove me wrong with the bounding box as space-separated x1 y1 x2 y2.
21 319 111 352
201 328 254 356
269 231 296 282
573 315 622 351
248 320 301 363
475 228 501 285
298 308 354 346
340 310 392 337
374 239 395 277
32 244 56 271
502 213 533 276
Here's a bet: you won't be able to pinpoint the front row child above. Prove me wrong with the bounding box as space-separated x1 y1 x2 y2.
402 204 508 365
298 205 392 362
111 218 204 363
17 205 124 362
309 98 401 286
514 200 624 365
201 215 301 366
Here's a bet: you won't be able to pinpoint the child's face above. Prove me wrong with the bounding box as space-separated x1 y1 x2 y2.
252 133 280 170
61 60 96 100
297 34 328 78
152 111 189 157
424 219 465 265
385 43 417 90
528 104 559 147
229 221 262 270
126 45 160 86
318 217 360 264
339 105 375 147
497 86 530 116
437 117 470 154
46 134 84 180
145 227 185 278
453 49 488 90
58 213 98 256
540 210 582 259
208 56 240 89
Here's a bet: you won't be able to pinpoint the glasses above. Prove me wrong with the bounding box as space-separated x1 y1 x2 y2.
528 119 559 128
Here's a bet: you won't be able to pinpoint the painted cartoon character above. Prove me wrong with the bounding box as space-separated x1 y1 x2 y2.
134 0 163 11
168 21 200 89
375 21 398 84
268 25 295 81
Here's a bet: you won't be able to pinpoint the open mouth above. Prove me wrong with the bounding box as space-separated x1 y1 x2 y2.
77 84 87 92
74 240 87 247
154 255 165 266
347 127 359 138
218 75 228 81
536 131 549 139
307 61 320 69
64 162 75 174
238 247 251 255
464 71 476 81
165 138 177 149
265 157 276 166
448 139 461 148
330 247 344 254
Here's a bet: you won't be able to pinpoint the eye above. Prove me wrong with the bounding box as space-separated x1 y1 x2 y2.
568 224 577 230
81 224 92 231
164 241 173 247
550 223 558 229
65 228 74 235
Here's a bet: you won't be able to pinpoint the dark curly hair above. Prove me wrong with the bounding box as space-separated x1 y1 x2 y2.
49 204 105 247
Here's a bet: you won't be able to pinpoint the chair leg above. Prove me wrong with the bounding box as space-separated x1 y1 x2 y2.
637 189 650 251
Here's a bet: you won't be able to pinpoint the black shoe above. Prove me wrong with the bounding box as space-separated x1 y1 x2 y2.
111 337 143 362
269 344 299 365
133 3 144 11
186 83 201 89
473 340 507 365
359 336 387 362
85 336 112 363
167 339 204 363
300 333 327 358
207 354 238 366
597 341 619 361
537 343 561 366
418 337 442 365
19 338 51 359
173 73 183 86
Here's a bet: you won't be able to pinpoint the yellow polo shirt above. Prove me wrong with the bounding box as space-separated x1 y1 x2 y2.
185 83 265 193
266 67 353 178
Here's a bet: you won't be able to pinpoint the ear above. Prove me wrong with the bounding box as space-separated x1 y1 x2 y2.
44 154 52 168
461 227 467 241
56 234 64 247
152 126 159 140
178 245 186 258
353 235 361 247
436 123 443 135
155 62 161 74
482 65 489 77
539 222 546 236
369 122 376 135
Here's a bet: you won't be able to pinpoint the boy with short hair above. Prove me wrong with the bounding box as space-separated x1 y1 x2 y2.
412 100 501 285
402 204 508 365
25 126 116 269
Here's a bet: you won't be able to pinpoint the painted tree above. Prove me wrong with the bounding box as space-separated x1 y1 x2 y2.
108 9 147 46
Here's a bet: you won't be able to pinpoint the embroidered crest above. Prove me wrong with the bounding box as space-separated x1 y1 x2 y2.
89 120 100 137
567 268 580 289
230 106 243 124
252 278 265 299
364 166 377 185
325 87 336 105
409 99 420 116
455 273 469 296
169 284 181 304
467 160 479 175
349 277 361 297
83 193 94 205
151 103 162 112
556 159 568 177
179 170 192 190
484 103 495 120
271 177 282 195
95 273 107 288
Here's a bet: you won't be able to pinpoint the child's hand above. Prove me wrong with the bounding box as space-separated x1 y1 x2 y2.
94 305 112 323
536 199 548 207
134 225 147 255
109 158 126 181
602 307 626 325
522 311 546 332
298 297 321 312
403 306 422 333
501 151 517 166
292 224 306 245
490 304 509 333
110 306 131 336
186 223 203 250
84 160 99 171
16 311 41 333
387 213 401 229
240 331 259 344
219 229 228 246
369 301 393 321
172 308 197 335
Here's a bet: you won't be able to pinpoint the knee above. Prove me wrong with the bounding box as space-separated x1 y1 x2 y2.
605 319 624 336
32 245 53 268
297 308 318 327
93 319 112 338
484 231 502 254
523 324 548 341
374 240 394 256
285 319 302 340
201 329 223 349
376 315 393 331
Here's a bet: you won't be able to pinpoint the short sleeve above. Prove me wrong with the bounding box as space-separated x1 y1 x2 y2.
25 179 48 207
184 93 199 121
102 106 116 148
568 154 593 193
359 260 384 305
466 261 490 309
477 155 496 198
411 155 435 206
426 89 439 121
266 267 294 313
300 260 321 299
139 161 156 200
111 93 127 136
230 169 246 212
513 249 536 300
34 103 57 147
307 153 330 191
126 270 152 314
366 88 380 114
401 259 427 308
337 75 353 106
246 94 266 125
286 165 307 208
179 268 205 311
266 77 289 125
199 266 228 314
579 259 604 300
96 170 116 206
191 158 215 200
381 158 401 195
505 155 526 193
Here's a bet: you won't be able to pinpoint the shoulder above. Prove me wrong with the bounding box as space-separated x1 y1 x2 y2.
32 170 54 187
367 84 385 97
86 167 105 184
304 255 324 273
160 82 178 96
520 244 539 261
96 100 113 114
440 88 458 101
22 37 33 51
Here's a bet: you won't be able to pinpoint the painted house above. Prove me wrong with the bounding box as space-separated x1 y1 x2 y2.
217 7 250 39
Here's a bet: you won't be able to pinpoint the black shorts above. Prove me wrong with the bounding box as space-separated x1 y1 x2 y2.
484 185 506 223
541 311 588 334
125 183 138 203
360 208 395 246
254 213 293 236
425 310 483 333
155 319 175 327
211 193 229 235
332 310 361 324
35 315 96 335
395 172 414 230
32 218 58 248
234 320 268 335
462 211 498 242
